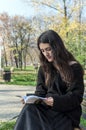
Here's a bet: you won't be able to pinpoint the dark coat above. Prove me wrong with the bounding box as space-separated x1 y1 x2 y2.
35 63 84 128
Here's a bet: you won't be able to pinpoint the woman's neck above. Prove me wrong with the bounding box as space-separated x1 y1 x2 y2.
53 62 59 71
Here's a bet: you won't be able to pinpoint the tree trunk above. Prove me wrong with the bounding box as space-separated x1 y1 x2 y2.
13 50 19 68
3 45 8 67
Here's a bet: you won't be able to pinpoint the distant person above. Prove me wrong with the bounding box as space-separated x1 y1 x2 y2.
14 30 84 130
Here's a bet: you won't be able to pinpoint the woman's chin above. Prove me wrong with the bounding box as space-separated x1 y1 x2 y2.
47 59 53 62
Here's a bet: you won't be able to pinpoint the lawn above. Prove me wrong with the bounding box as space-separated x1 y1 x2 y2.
0 121 15 130
1 66 38 86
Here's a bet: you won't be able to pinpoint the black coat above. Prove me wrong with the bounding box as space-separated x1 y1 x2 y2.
35 63 84 128
14 63 84 130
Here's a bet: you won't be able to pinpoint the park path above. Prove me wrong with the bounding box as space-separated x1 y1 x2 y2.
0 84 35 121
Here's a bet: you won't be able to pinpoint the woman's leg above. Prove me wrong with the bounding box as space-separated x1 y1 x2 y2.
14 104 51 130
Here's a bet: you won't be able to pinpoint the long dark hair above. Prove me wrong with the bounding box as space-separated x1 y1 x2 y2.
37 30 83 86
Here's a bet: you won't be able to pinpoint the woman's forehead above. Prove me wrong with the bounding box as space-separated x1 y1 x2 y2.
39 43 51 49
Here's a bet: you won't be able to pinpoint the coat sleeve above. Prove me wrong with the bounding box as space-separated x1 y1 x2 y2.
52 64 84 112
35 66 47 97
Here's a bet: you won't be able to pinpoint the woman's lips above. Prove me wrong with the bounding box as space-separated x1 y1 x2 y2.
47 56 52 60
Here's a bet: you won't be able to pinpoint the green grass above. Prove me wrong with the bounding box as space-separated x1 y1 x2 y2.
0 121 15 130
11 73 37 86
13 65 35 71
1 73 37 86
1 66 38 86
80 117 86 127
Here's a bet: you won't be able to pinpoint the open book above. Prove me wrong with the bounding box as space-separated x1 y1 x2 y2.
16 95 46 104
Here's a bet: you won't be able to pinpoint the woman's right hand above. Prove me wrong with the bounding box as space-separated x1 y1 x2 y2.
43 97 54 106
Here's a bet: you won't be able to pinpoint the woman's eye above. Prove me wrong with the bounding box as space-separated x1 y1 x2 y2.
41 49 44 53
40 47 52 53
46 48 52 51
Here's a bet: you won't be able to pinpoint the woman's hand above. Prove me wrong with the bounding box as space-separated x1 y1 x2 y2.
43 97 54 106
21 99 25 104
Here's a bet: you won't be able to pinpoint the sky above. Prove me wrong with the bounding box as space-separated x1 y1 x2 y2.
0 0 57 18
0 0 85 19
0 0 35 17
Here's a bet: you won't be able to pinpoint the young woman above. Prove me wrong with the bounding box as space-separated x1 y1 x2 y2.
14 30 84 130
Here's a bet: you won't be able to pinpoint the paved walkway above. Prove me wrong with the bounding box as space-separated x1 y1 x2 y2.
0 84 35 121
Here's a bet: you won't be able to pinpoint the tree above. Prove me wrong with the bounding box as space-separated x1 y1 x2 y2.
0 13 11 67
9 16 32 69
24 0 86 67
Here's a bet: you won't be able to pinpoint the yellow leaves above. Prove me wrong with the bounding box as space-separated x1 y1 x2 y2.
69 21 79 30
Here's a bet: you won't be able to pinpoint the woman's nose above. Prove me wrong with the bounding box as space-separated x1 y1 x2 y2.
44 51 49 56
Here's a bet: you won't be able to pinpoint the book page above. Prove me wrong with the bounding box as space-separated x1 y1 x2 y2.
22 95 46 104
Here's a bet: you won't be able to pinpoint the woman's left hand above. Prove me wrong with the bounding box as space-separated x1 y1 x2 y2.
43 97 54 106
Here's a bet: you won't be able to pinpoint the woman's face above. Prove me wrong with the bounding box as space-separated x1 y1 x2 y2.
39 43 54 62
